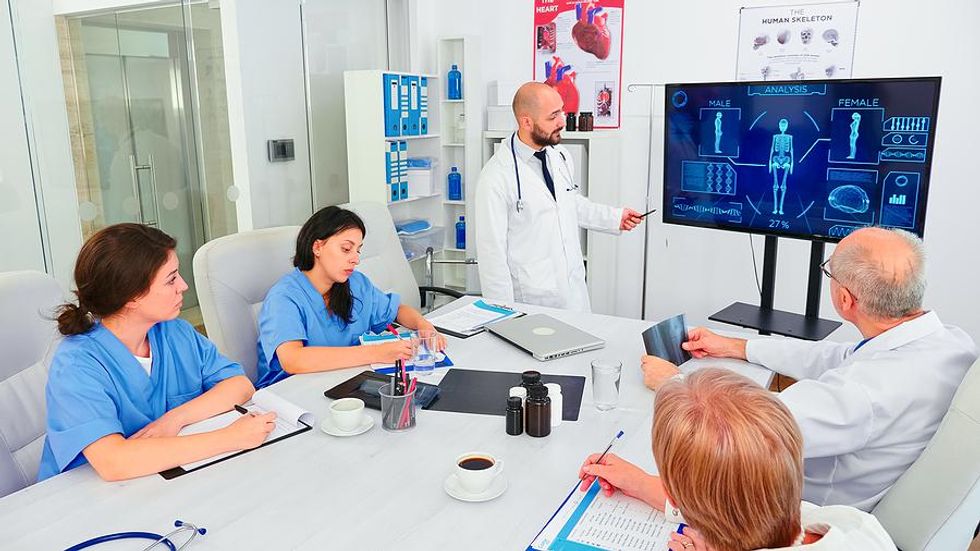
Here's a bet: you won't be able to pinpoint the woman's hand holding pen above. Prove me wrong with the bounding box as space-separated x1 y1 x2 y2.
375 339 414 364
578 453 661 506
226 411 277 449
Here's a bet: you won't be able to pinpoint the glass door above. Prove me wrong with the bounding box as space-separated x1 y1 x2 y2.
59 1 236 314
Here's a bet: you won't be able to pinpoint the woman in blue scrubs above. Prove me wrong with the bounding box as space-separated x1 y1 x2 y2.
256 206 445 387
38 224 276 482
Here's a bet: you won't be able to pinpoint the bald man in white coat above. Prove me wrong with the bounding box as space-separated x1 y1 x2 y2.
476 82 642 312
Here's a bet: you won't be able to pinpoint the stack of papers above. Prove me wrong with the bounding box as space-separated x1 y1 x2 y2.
426 299 521 338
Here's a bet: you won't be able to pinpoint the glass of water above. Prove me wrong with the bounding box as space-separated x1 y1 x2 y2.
411 329 439 376
591 359 622 411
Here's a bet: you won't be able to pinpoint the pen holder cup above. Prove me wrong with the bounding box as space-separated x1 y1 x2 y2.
379 382 417 432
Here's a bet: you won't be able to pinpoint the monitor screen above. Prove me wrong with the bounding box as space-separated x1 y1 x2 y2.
662 77 940 242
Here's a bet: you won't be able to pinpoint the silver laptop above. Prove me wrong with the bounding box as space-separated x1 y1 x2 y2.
486 313 605 361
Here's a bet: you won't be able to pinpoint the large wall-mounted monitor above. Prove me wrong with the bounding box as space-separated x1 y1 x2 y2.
662 77 941 242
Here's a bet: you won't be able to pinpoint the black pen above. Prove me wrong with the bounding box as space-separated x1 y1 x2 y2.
639 208 657 218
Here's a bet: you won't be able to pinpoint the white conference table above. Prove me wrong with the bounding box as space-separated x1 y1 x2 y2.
0 297 771 550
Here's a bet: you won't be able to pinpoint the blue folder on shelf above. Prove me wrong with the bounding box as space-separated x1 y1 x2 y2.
419 76 429 135
398 141 409 199
382 73 401 137
405 75 420 136
399 75 411 136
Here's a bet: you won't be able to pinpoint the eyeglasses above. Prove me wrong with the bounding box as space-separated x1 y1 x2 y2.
821 258 856 300
819 258 837 282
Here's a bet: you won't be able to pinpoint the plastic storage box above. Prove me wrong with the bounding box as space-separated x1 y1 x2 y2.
398 227 445 260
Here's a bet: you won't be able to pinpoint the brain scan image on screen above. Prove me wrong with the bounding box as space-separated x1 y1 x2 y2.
663 78 940 241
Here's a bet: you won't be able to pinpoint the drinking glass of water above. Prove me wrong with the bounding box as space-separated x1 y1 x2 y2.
591 359 622 411
411 329 439 376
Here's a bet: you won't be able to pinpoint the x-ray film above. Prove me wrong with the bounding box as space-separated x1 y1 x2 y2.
641 314 692 366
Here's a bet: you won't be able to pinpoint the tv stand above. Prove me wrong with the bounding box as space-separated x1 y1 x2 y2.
709 236 842 341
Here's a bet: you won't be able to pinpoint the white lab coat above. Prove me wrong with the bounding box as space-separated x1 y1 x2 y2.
475 135 622 312
760 502 897 550
747 311 978 511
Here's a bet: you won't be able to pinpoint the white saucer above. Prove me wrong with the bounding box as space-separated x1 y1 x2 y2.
444 473 508 502
320 415 374 437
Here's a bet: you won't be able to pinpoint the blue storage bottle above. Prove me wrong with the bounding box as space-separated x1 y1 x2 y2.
447 64 462 100
455 216 466 250
448 167 462 200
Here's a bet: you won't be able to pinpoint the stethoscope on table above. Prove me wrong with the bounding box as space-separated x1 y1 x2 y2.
510 133 577 214
66 519 206 551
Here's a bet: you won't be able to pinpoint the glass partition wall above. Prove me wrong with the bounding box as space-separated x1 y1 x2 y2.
57 0 235 319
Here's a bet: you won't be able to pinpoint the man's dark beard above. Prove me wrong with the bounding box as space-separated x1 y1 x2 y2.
531 124 561 147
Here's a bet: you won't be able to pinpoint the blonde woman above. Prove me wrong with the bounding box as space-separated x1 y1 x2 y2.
578 369 896 550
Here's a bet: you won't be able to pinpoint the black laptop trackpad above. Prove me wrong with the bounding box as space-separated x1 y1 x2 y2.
427 368 584 421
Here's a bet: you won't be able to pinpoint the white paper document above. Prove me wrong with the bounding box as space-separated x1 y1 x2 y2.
175 388 313 472
531 480 678 551
426 299 520 336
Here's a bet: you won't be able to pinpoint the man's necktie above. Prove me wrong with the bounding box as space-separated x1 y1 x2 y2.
532 150 556 200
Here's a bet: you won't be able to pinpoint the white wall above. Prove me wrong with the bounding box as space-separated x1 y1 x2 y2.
416 0 980 343
221 0 313 230
0 1 46 275
1 0 82 289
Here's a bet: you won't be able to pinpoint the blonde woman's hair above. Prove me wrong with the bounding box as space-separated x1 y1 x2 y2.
653 368 804 551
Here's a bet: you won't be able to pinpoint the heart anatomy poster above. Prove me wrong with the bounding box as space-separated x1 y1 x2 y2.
533 0 625 128
736 2 860 82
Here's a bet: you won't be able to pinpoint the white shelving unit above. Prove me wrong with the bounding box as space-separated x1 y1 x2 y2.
343 40 480 295
436 36 480 293
481 129 623 314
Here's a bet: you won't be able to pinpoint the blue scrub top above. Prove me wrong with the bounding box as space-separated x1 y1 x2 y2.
37 319 244 481
255 268 400 388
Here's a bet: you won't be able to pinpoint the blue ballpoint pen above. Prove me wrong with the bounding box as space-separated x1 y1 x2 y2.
584 430 624 485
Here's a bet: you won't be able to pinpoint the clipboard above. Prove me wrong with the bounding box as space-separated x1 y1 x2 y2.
159 407 311 480
528 478 679 550
426 300 524 339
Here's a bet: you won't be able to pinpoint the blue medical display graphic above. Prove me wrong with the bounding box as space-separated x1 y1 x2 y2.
663 78 940 241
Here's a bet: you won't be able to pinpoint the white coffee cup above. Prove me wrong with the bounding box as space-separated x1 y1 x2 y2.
455 452 503 494
329 398 365 432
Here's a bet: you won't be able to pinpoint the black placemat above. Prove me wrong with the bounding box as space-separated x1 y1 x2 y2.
428 368 585 421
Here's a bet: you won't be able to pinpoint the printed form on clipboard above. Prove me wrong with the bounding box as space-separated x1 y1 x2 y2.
426 299 521 338
529 479 679 551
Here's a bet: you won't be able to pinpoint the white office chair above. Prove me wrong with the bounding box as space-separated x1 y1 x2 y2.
193 226 300 382
343 201 463 311
0 271 64 497
872 359 980 551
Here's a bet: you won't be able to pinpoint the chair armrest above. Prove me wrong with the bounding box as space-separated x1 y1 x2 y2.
418 286 467 308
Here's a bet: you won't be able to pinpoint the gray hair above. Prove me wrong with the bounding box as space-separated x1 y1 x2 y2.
831 228 926 319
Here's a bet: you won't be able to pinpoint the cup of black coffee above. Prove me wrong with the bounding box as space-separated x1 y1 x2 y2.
455 452 503 494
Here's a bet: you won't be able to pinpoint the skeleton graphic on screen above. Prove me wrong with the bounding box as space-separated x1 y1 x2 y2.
769 118 794 215
848 112 861 159
714 112 723 153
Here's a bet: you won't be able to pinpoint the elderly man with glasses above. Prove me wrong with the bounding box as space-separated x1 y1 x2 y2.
641 227 977 512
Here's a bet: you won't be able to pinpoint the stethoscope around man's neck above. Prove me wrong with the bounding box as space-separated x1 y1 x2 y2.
510 132 572 214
